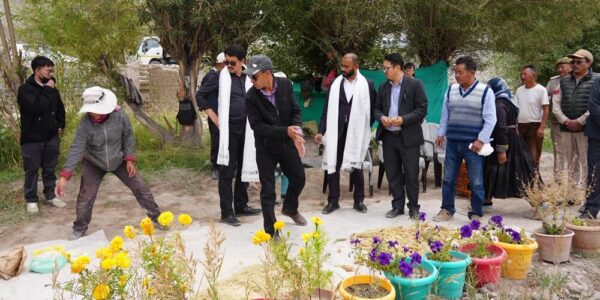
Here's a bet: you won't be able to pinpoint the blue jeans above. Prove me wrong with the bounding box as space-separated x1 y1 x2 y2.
441 140 485 217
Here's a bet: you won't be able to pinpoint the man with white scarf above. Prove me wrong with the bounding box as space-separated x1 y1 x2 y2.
216 44 261 226
315 53 376 214
374 53 428 219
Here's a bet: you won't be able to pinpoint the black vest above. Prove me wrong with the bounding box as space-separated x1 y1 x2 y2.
560 70 600 124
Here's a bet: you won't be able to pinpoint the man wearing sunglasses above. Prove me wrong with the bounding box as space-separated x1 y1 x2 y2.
552 49 600 188
215 44 261 227
245 54 307 237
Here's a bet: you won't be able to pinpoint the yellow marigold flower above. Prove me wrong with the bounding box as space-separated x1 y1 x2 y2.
252 230 272 245
92 284 110 300
73 255 91 265
311 216 323 226
96 247 113 260
114 251 131 269
178 213 193 226
150 244 159 257
70 262 85 274
157 211 174 227
299 247 305 255
100 257 116 270
140 217 155 236
301 232 313 243
119 275 128 286
312 231 320 239
123 225 136 239
274 221 285 231
109 236 124 252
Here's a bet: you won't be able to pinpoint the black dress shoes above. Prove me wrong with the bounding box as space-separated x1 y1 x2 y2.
235 206 262 216
353 202 368 213
386 208 404 218
322 203 340 214
220 215 241 226
408 209 420 220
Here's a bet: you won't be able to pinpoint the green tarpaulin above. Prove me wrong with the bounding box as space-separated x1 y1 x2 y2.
293 60 449 128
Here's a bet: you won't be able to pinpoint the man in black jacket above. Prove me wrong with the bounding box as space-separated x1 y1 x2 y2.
195 52 226 180
244 54 307 236
17 56 66 213
583 77 600 219
374 53 428 219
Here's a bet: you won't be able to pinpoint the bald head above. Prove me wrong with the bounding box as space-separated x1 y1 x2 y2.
343 53 359 66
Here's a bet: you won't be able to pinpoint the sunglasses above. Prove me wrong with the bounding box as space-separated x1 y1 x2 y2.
571 59 587 65
223 60 238 67
250 72 263 81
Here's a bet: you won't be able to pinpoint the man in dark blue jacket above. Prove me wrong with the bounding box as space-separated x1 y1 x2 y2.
17 56 66 213
195 52 226 179
583 77 600 219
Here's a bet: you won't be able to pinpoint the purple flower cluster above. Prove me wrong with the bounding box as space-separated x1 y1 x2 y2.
378 252 393 266
387 240 399 248
373 236 382 245
470 219 481 230
402 246 410 253
399 260 413 277
491 215 503 227
419 212 426 222
350 238 361 246
369 248 377 262
504 228 521 242
429 240 444 253
410 252 422 264
460 224 473 238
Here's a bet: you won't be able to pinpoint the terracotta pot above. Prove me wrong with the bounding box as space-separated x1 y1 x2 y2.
252 288 333 300
566 220 600 254
533 228 574 264
339 275 396 300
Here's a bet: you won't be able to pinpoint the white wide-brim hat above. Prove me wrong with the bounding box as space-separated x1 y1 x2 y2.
79 86 118 115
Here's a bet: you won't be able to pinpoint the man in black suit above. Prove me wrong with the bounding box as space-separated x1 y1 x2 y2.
245 54 307 236
315 53 376 214
374 53 428 219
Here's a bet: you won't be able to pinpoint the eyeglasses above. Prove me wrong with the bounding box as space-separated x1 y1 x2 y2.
382 65 394 72
223 60 238 67
571 59 587 65
250 72 263 81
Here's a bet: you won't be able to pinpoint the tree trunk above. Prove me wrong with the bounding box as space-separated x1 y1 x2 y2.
177 59 203 148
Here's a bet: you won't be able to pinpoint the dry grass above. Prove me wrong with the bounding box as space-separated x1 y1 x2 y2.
199 222 226 300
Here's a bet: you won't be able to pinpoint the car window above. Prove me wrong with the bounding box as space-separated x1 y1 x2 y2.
144 39 160 49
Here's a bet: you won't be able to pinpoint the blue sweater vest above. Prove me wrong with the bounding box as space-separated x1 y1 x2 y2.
446 81 489 142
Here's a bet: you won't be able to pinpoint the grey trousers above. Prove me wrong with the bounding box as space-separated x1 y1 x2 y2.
73 159 161 232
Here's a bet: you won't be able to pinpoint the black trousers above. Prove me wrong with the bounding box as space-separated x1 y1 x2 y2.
257 145 305 236
328 124 364 204
218 128 249 218
208 118 219 167
21 136 59 203
382 131 420 211
585 138 600 217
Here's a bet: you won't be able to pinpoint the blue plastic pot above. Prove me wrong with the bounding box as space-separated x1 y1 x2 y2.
385 259 438 300
425 251 472 300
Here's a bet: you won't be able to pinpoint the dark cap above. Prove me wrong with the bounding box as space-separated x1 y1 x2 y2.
242 55 273 75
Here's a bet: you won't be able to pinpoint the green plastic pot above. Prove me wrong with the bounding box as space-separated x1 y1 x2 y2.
425 251 471 300
385 260 438 300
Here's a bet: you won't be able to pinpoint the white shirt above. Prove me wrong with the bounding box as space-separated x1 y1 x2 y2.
516 84 549 123
343 76 357 103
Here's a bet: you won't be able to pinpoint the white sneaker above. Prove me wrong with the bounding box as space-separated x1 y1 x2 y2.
27 203 39 213
47 198 66 208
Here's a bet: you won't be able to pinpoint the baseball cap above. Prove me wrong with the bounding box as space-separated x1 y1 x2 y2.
568 49 593 63
216 52 225 63
242 54 273 75
556 57 571 66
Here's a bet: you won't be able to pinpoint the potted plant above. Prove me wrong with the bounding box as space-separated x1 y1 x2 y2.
457 219 506 287
250 217 334 300
417 213 470 300
521 174 582 264
566 217 600 255
487 215 538 280
347 235 438 300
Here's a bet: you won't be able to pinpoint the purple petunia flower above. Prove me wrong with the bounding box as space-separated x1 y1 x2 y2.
510 230 521 242
481 226 488 231
350 238 361 246
429 240 444 253
378 252 393 266
373 236 382 245
470 219 481 230
402 246 410 253
410 252 422 265
491 215 503 227
369 248 378 262
460 224 473 238
415 230 420 241
399 260 413 277
388 240 399 248
419 212 426 222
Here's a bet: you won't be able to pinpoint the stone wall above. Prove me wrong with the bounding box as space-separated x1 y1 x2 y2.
124 63 180 114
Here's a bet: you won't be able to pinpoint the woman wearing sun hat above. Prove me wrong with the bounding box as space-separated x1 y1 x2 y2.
55 86 163 240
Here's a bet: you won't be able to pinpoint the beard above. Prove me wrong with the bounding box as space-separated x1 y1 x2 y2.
342 69 355 78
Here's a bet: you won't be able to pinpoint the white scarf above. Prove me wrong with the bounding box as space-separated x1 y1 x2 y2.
322 70 371 174
216 68 259 182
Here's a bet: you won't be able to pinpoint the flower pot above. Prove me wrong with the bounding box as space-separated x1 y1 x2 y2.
424 251 471 300
385 260 438 300
533 228 574 264
311 288 333 299
566 220 600 254
339 275 396 300
494 240 538 280
459 243 506 287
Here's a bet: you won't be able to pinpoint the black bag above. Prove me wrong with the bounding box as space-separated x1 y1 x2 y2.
176 98 197 125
